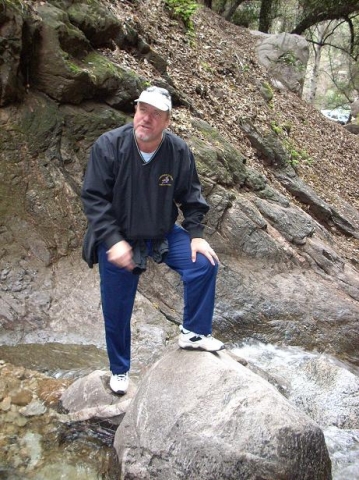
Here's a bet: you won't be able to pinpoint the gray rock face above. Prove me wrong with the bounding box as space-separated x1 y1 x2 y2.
0 0 358 371
114 349 332 480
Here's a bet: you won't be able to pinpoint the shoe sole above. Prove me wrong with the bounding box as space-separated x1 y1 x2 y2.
109 383 128 395
111 390 127 395
178 341 225 352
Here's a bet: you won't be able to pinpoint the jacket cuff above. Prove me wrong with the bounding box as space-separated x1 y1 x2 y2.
105 232 125 250
188 226 204 240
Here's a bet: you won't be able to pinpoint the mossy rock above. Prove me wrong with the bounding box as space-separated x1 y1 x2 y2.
68 1 122 48
28 3 143 105
190 119 248 187
0 92 133 260
36 3 91 58
0 0 32 105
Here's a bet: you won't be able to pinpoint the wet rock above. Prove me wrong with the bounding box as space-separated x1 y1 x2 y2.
10 389 33 407
15 415 28 427
281 356 359 429
324 426 359 479
0 396 11 411
19 432 42 468
33 462 99 479
4 410 21 423
61 370 135 423
19 400 47 417
233 343 359 430
0 362 117 477
232 343 359 478
37 378 71 407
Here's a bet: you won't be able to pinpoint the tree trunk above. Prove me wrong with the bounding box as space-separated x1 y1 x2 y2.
222 0 246 21
202 0 212 8
307 43 323 104
259 0 274 33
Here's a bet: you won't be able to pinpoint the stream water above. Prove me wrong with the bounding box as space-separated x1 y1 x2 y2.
0 343 118 479
231 342 359 480
0 341 358 479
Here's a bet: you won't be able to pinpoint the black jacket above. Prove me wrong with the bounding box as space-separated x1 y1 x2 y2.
81 124 209 264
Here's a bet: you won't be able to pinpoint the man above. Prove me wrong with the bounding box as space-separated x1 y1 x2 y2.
82 86 224 395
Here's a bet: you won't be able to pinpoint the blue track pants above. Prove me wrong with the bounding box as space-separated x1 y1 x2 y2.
98 225 218 374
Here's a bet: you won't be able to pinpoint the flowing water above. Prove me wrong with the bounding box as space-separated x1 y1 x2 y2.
231 341 359 480
1 341 358 478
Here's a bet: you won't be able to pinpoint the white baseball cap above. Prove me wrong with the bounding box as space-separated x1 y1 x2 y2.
135 86 172 111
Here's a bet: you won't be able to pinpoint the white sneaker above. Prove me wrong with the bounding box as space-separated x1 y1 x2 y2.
178 326 225 352
110 372 129 394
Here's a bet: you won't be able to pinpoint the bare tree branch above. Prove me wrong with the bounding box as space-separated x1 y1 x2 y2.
291 2 359 35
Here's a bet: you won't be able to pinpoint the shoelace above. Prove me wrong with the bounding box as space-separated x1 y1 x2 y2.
182 329 213 340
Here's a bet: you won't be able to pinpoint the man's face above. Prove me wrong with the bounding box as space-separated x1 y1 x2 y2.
134 102 170 146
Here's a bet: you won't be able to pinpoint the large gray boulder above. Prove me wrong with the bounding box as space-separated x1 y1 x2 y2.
114 348 332 479
253 31 309 95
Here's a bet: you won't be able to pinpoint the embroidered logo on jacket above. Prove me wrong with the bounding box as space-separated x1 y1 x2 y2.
159 174 173 187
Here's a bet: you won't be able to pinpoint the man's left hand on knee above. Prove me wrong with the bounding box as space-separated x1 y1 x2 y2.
191 238 219 266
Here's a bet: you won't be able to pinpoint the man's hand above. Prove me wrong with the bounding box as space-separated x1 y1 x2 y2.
191 238 219 266
107 240 135 271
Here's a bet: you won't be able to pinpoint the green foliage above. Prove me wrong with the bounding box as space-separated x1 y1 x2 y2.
270 120 292 135
277 50 306 72
164 0 199 32
285 142 313 167
200 61 215 73
278 51 297 66
270 120 283 135
299 0 358 15
262 81 274 98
